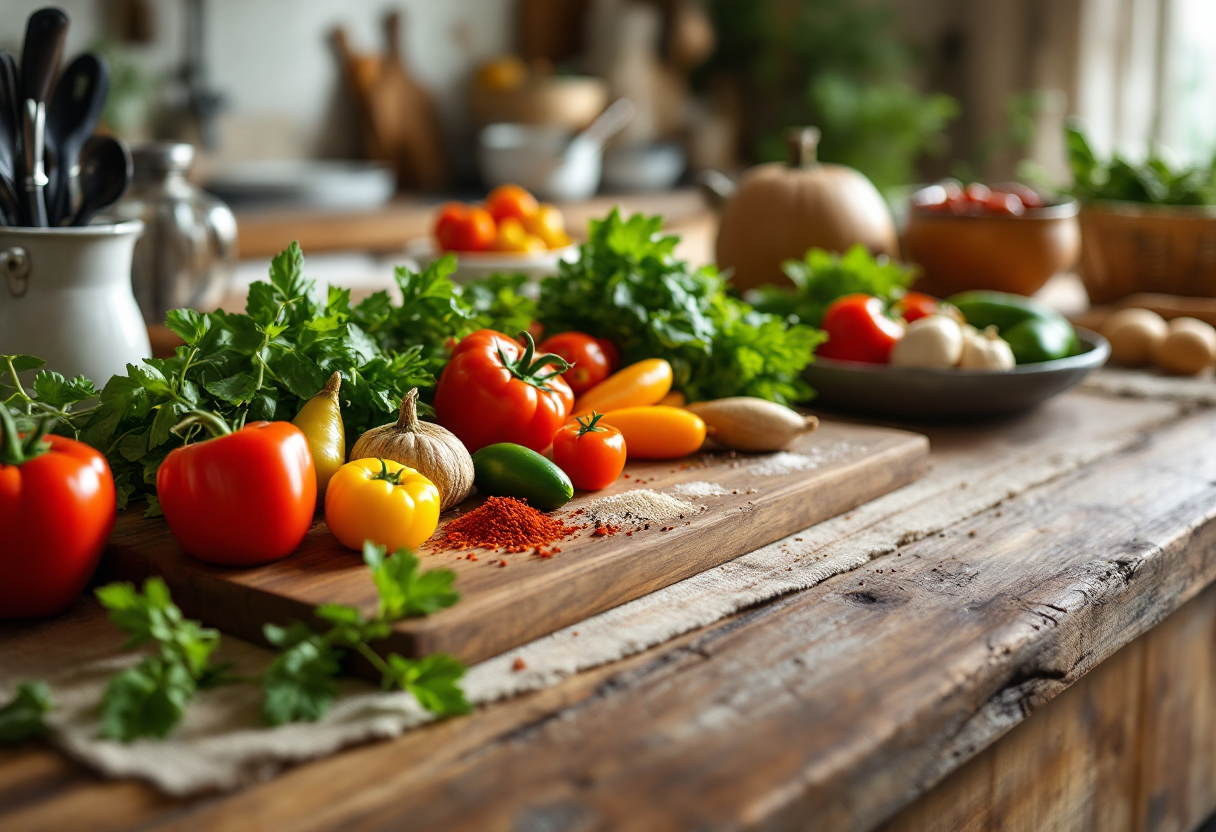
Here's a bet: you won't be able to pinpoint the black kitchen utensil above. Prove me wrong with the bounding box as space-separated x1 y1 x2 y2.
0 52 19 225
46 52 109 225
18 7 70 226
70 134 131 226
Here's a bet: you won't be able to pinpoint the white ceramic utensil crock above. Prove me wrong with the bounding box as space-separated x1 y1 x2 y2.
0 220 150 386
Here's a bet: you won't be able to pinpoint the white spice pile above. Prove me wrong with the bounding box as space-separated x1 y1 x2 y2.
670 481 728 498
749 442 869 476
583 489 702 526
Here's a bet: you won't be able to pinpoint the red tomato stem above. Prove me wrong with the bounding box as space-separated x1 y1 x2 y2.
499 331 572 390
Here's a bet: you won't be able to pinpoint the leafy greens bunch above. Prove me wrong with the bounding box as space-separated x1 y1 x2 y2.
1066 120 1216 206
81 242 433 510
1 354 98 435
747 244 917 328
2 542 467 744
537 210 825 405
350 254 537 381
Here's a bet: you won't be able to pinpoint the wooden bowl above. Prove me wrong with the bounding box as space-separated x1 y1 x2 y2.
903 200 1081 297
469 77 609 130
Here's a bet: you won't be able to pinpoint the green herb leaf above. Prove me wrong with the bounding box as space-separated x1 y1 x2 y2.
31 371 96 407
362 541 460 619
165 309 212 345
384 653 471 716
96 579 220 677
0 681 53 743
261 632 342 725
99 655 197 741
4 354 47 373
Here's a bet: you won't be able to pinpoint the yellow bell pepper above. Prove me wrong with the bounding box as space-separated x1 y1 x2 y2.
324 458 440 552
601 406 707 459
292 372 346 498
573 358 672 416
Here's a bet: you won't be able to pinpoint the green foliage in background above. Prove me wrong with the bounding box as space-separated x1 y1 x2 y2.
701 0 957 191
1065 120 1216 206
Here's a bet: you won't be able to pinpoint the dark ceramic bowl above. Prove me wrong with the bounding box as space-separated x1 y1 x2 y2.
802 328 1109 420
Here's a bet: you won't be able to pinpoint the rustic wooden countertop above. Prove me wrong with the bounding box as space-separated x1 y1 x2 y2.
3 388 1216 831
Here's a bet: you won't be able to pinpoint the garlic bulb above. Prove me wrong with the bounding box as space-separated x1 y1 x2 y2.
960 326 1016 371
890 314 964 368
350 388 474 511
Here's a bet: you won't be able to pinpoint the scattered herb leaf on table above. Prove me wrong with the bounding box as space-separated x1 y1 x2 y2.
537 210 825 405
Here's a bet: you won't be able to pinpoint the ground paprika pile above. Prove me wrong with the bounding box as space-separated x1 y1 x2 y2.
435 496 581 553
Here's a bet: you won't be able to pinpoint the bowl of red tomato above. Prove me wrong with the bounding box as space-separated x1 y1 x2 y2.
410 184 578 283
903 181 1081 298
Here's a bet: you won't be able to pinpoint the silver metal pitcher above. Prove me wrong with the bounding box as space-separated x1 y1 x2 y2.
115 142 237 322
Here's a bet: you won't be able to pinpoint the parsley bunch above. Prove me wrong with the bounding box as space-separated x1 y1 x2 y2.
1 354 97 436
746 244 918 328
350 254 537 382
1 542 468 745
537 210 825 405
80 242 431 510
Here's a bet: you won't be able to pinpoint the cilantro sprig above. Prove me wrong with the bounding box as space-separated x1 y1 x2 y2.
537 210 824 405
0 682 53 743
1 542 467 745
747 244 918 328
1 354 97 436
261 541 468 725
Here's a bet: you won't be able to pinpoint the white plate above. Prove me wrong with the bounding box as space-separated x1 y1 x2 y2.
405 238 578 284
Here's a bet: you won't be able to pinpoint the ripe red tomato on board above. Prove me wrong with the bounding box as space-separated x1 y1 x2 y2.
157 414 316 566
539 332 613 397
816 294 905 364
484 184 539 224
552 412 627 491
434 329 574 453
0 411 115 619
434 203 496 252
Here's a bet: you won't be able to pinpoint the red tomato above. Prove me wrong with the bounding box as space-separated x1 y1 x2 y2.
984 191 1025 216
434 330 574 453
434 203 496 252
485 184 539 224
539 332 612 397
0 415 115 619
552 412 627 491
157 415 316 566
894 292 939 324
817 294 905 364
595 337 622 373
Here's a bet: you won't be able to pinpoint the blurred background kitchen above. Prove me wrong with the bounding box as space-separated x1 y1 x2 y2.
3 0 1214 324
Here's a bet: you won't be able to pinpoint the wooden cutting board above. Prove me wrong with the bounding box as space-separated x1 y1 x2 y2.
101 421 928 666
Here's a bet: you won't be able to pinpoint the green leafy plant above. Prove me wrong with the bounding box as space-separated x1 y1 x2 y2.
350 255 537 381
0 542 467 745
1065 120 1216 206
0 682 53 743
537 210 825 405
747 244 918 327
1 354 97 436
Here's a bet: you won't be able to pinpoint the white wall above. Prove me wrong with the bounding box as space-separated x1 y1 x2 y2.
1 0 514 164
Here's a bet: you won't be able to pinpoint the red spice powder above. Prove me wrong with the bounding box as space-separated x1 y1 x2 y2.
434 496 580 552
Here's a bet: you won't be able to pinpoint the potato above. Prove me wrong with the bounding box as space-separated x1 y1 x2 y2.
1154 317 1216 375
1101 308 1167 367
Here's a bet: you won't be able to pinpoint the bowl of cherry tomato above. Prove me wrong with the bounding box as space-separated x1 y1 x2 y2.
903 181 1081 297
409 184 578 283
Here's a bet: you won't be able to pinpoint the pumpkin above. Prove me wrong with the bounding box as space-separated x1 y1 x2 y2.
715 127 898 292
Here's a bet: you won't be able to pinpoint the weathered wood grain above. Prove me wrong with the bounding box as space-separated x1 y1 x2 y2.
101 422 928 666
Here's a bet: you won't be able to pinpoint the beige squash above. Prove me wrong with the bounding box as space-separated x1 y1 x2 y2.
715 127 898 292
